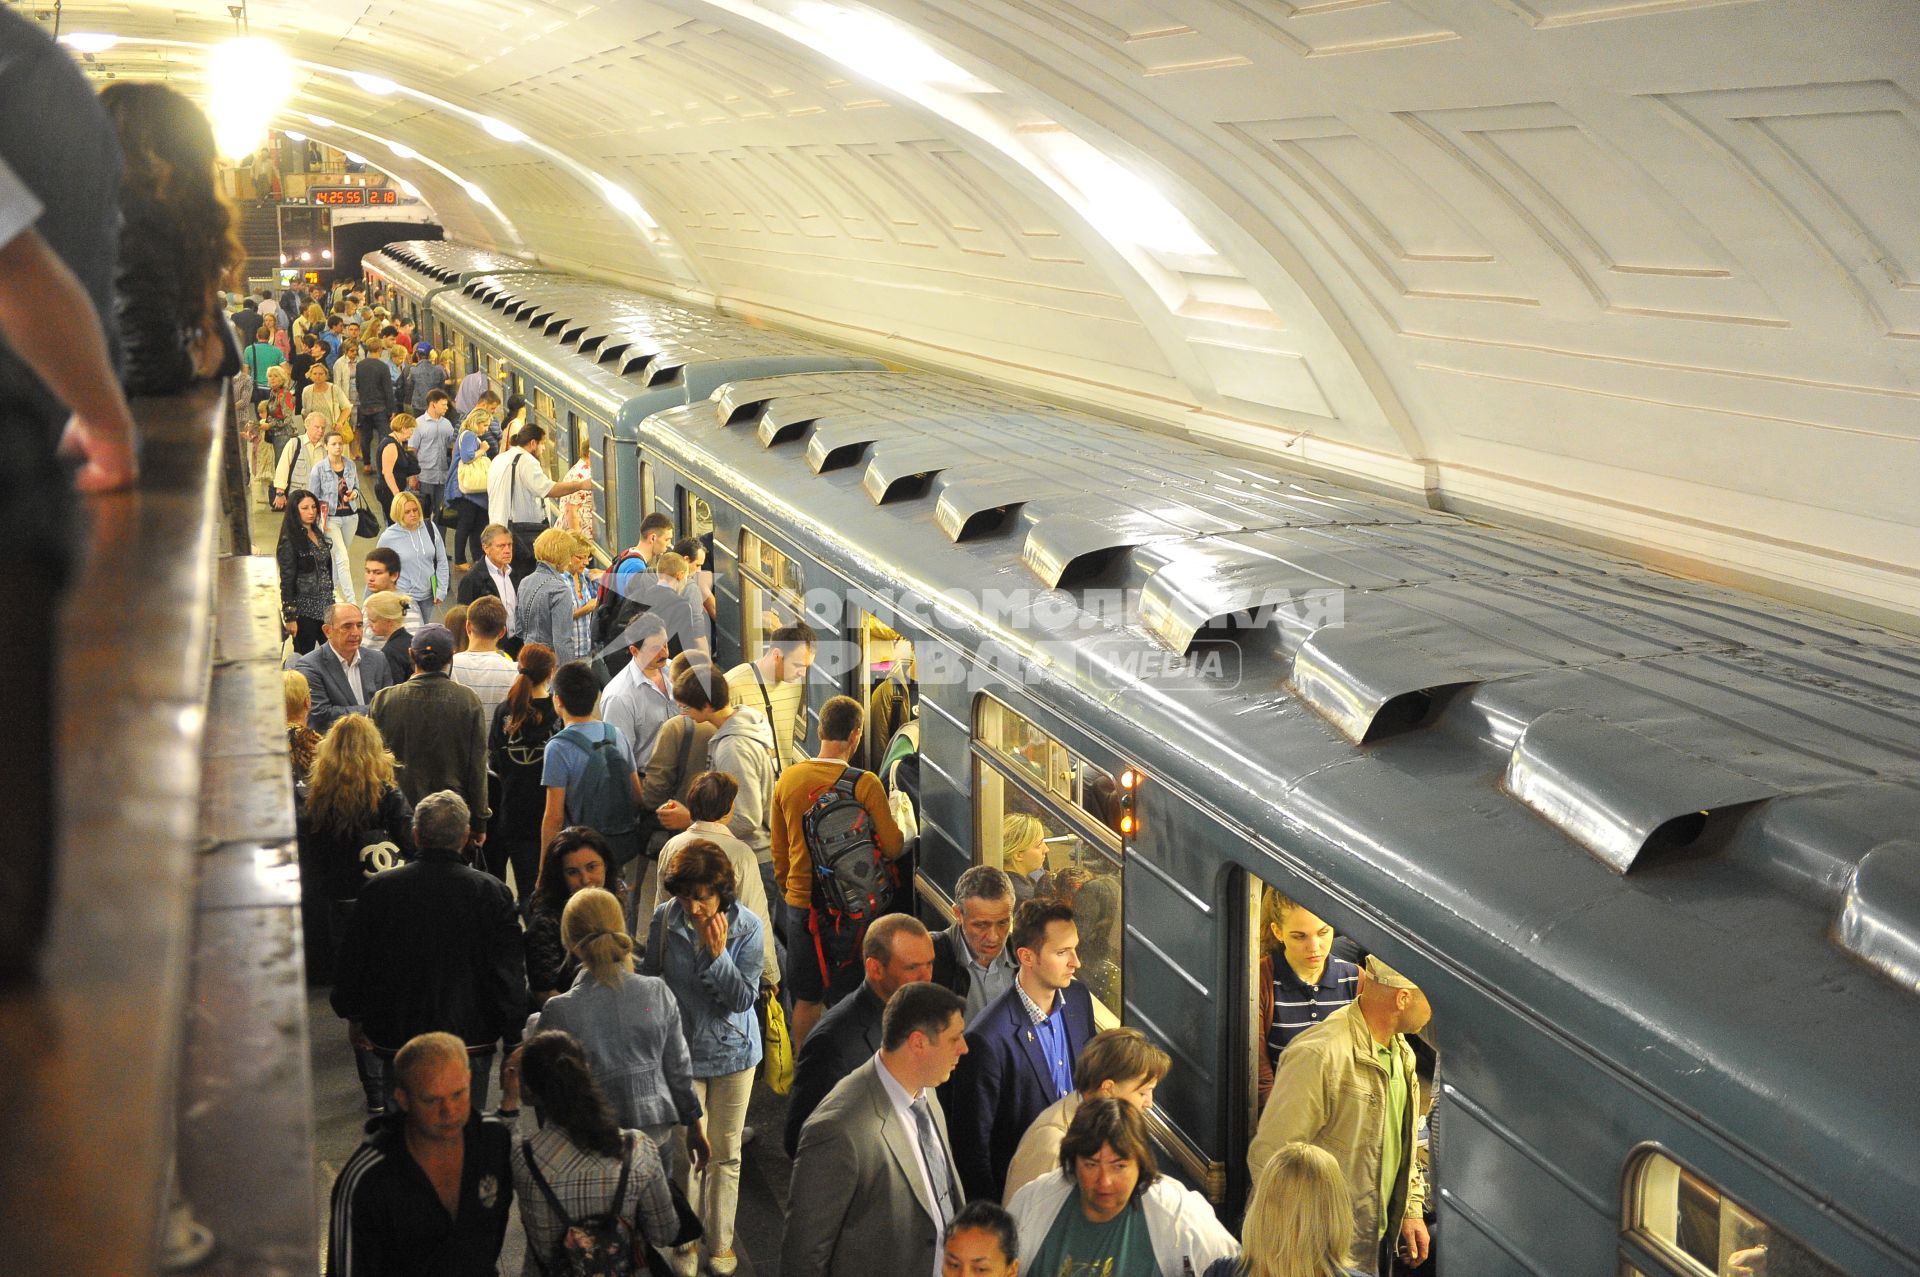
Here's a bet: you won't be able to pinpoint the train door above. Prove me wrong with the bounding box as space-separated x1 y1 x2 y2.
852 611 915 772
972 694 1127 1030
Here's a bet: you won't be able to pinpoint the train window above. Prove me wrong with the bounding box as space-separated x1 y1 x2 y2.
973 696 1125 1025
1625 1150 1841 1277
857 612 915 771
682 489 713 540
740 528 805 662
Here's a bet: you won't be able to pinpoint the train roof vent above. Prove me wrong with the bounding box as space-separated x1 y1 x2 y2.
639 353 685 386
755 404 821 446
596 341 630 367
558 322 589 346
541 314 572 338
861 439 970 500
709 372 908 425
1503 708 1780 873
1838 839 1920 993
1024 514 1157 589
809 417 908 474
1285 617 1483 744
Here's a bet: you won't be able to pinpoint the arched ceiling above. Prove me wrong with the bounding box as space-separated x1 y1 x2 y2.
19 0 1920 628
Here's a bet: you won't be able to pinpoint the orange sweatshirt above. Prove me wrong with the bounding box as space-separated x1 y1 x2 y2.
769 759 905 908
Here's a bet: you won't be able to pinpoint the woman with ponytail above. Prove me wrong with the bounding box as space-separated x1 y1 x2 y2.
509 1030 680 1276
488 641 558 899
533 887 710 1182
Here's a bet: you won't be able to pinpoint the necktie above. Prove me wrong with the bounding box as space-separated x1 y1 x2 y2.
910 1095 957 1228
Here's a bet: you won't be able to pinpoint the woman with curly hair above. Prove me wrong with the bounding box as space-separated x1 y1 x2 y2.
523 825 615 1008
297 713 414 1109
98 81 242 396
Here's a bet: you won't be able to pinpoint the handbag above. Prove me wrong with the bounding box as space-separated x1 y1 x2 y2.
355 506 379 540
506 451 547 550
457 437 492 495
761 992 794 1095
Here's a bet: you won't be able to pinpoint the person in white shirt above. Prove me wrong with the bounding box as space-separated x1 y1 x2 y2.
723 622 816 773
449 595 517 717
484 423 590 584
602 614 676 774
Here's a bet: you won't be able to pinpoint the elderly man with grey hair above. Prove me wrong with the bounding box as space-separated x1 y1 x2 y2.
330 789 528 1115
930 864 1020 1018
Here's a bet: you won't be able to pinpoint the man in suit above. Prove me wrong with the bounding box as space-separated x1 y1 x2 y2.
294 601 397 733
930 865 1020 1020
455 525 520 654
783 913 935 1156
784 982 968 1277
371 626 491 851
946 897 1097 1202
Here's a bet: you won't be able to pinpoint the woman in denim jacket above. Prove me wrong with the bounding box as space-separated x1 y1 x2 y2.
536 887 710 1183
642 841 764 1276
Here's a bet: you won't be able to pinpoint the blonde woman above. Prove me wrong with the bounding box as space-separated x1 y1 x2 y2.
530 887 711 1181
517 528 586 663
373 412 420 521
296 713 414 1109
565 531 599 665
284 669 320 783
1002 812 1049 902
292 301 325 348
335 338 362 412
303 359 352 434
375 489 448 623
447 407 494 569
1202 1142 1362 1277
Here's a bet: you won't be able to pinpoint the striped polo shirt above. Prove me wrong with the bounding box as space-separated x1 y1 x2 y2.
1266 956 1360 1062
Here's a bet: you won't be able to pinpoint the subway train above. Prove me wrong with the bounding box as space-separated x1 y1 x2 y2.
376 242 1920 1277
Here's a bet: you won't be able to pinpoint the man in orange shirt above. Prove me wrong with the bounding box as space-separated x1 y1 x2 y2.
770 694 905 1048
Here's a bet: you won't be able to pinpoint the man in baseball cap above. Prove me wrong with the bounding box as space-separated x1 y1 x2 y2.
371 624 490 846
1249 949 1432 1274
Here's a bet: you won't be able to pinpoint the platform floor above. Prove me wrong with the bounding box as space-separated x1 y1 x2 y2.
307 988 796 1275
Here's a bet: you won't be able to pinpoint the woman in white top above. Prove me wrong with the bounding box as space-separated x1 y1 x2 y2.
302 360 351 434
334 339 361 411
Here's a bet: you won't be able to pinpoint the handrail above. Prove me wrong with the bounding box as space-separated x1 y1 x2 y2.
0 383 228 1273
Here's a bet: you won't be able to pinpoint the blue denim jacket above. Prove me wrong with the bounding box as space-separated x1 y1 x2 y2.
536 968 702 1131
642 900 764 1078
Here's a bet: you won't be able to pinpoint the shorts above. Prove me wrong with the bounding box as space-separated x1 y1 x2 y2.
784 901 863 1005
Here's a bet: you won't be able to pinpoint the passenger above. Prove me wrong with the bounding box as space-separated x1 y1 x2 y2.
410 388 456 528
1074 877 1122 1009
456 524 519 626
508 1030 679 1277
292 301 323 348
530 887 709 1180
272 412 326 510
782 913 933 1157
771 694 906 1042
670 664 777 899
308 429 366 604
948 898 1098 1202
326 1030 515 1277
558 440 594 535
329 792 526 1112
595 541 703 678
361 590 414 684
520 528 590 664
375 489 447 623
370 411 419 525
443 603 470 654
259 362 298 458
259 308 289 358
243 317 287 405
671 535 717 627
231 295 262 347
1001 814 1050 903
1249 956 1431 1276
782 982 968 1277
523 826 615 1007
97 81 241 397
723 621 817 772
320 314 343 365
303 359 353 437
564 532 598 668
294 602 393 728
284 670 321 784
489 423 592 583
1006 1098 1236 1277
450 596 516 718
487 643 559 899
539 660 646 867
1002 1028 1169 1205
298 713 415 1098
943 1200 1022 1277
278 495 337 657
1257 890 1360 1103
642 651 718 853
353 334 395 466
362 545 401 604
370 627 491 841
1205 1141 1364 1277
289 332 323 395
333 337 361 415
642 841 766 1277
931 865 1020 1020
656 772 777 983
454 362 487 416
602 613 676 775
607 511 675 588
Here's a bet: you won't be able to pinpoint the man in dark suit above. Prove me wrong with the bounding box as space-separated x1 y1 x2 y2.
783 983 968 1277
784 913 935 1156
294 601 398 732
945 897 1097 1201
455 526 521 655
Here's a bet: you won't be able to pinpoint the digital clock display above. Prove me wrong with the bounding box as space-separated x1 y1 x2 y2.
311 187 400 206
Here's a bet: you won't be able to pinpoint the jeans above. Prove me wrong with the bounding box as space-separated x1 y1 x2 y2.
321 516 354 603
685 1067 754 1255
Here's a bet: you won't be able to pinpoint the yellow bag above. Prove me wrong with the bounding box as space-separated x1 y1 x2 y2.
761 992 794 1095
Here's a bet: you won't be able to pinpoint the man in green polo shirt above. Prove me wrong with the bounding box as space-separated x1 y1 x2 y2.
1249 954 1433 1275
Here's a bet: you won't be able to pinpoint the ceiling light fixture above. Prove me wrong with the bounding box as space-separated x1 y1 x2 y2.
350 72 399 96
283 129 307 142
208 36 292 159
389 142 416 159
480 116 526 144
59 32 120 54
344 150 366 165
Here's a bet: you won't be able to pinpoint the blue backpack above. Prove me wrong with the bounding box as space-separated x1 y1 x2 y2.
553 724 641 864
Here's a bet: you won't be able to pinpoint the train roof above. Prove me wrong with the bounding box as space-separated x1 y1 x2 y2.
362 240 548 294
643 368 1920 1266
425 269 884 430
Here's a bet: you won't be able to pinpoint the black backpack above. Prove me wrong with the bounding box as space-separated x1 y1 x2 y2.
591 551 654 656
521 1137 640 1277
801 766 894 926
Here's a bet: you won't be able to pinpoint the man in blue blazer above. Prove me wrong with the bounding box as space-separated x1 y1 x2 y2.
294 601 397 733
945 897 1096 1201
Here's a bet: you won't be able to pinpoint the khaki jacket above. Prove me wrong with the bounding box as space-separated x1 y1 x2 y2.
1248 1001 1423 1275
1002 1090 1081 1205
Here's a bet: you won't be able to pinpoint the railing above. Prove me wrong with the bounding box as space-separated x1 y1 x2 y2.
0 382 314 1274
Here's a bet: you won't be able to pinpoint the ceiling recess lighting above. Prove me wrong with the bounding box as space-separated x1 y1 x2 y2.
306 114 337 129
389 142 416 159
344 151 366 165
398 179 422 199
596 177 657 228
283 130 307 142
480 116 526 143
1027 132 1215 257
59 32 120 54
791 3 994 95
209 37 293 159
350 72 399 95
